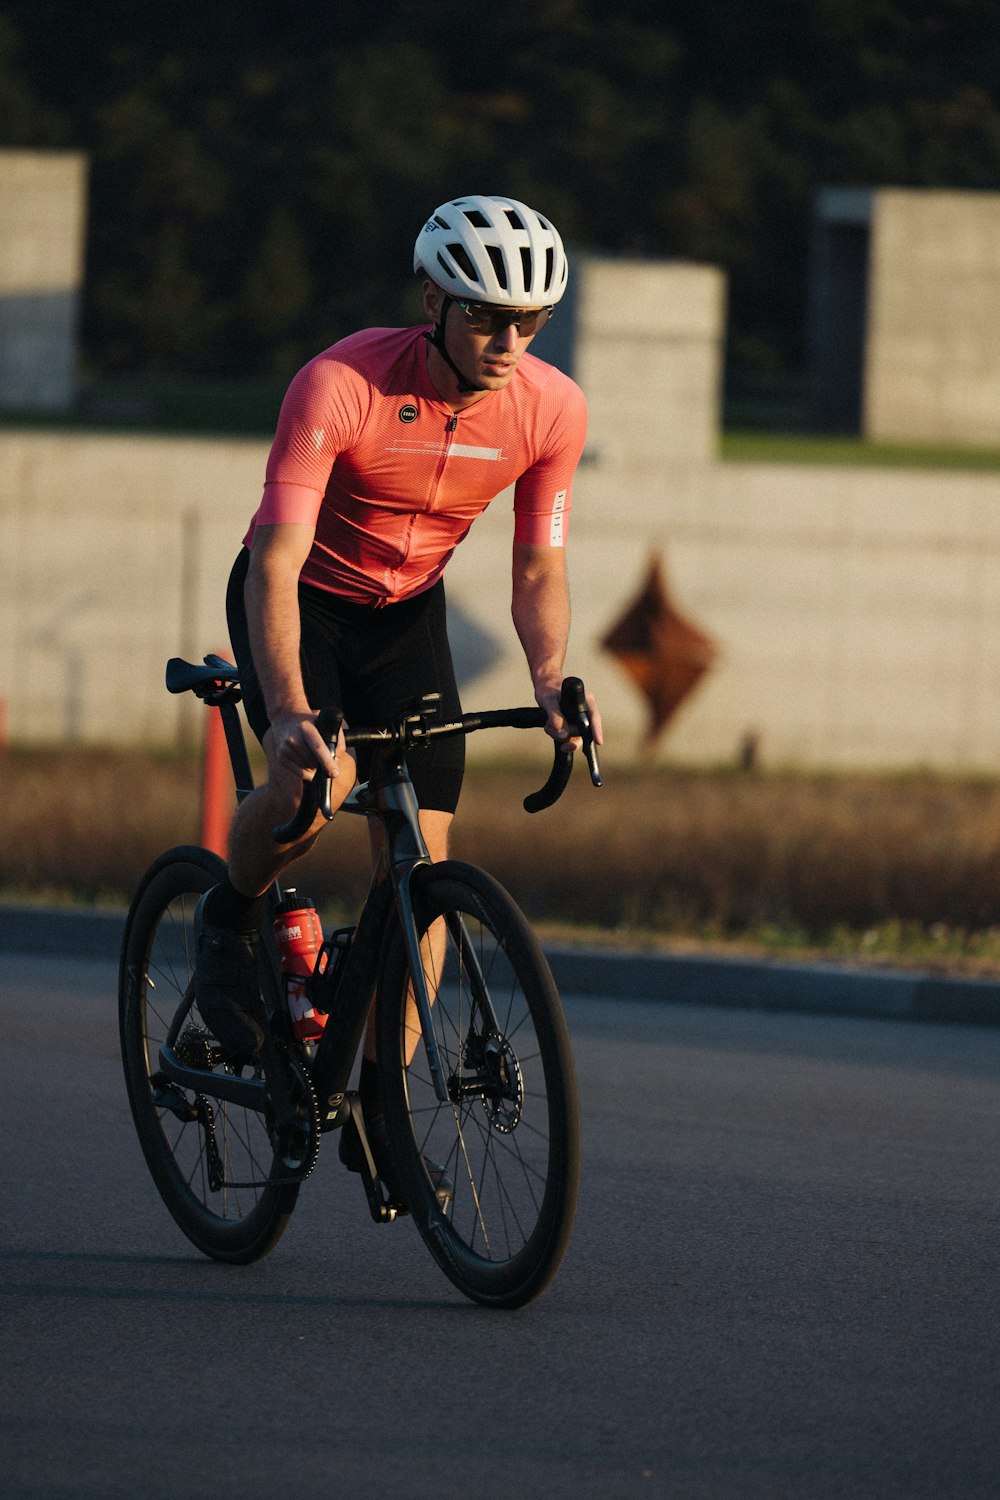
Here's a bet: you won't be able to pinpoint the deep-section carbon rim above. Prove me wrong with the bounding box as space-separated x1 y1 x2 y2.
119 846 299 1262
378 861 580 1308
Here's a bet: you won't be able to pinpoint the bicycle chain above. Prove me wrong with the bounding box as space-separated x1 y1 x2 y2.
267 1054 322 1184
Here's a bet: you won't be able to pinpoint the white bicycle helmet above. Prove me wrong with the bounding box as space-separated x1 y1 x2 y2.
414 195 569 306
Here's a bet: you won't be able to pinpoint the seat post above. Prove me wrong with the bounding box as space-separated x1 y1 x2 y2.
216 694 255 799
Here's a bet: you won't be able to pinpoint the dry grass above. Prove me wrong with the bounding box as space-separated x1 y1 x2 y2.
451 766 1000 973
5 748 1000 972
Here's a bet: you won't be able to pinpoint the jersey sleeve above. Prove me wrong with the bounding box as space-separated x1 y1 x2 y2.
512 375 588 548
254 351 368 528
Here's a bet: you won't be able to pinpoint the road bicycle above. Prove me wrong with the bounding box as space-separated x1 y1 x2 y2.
119 654 601 1308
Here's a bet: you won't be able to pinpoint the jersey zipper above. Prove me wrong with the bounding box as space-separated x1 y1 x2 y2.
424 409 460 510
391 408 459 593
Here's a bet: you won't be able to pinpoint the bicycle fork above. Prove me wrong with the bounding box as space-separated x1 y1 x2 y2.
392 864 451 1104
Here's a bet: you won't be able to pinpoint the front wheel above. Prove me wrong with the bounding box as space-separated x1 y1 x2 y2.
377 861 581 1308
119 845 300 1263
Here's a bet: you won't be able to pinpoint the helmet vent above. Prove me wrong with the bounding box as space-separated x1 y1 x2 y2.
520 247 533 288
463 209 491 228
433 215 450 230
504 208 525 230
435 251 458 281
487 245 508 290
447 243 479 283
544 247 554 291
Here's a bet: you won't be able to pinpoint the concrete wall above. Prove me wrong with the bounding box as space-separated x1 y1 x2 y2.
448 455 1000 773
808 187 1000 447
0 151 88 411
4 425 1000 773
541 254 726 465
4 166 995 773
0 430 264 749
864 189 1000 447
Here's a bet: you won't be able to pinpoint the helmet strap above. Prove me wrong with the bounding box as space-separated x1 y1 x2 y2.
422 296 486 395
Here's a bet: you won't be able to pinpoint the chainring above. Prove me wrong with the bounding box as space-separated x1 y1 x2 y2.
265 1052 322 1182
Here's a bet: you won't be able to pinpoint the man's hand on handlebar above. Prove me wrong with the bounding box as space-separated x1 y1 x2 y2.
535 679 604 756
266 708 344 782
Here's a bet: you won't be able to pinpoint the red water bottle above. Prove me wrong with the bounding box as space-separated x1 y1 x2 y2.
273 891 327 1040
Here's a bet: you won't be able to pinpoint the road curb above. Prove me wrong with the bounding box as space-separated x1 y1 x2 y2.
545 946 1000 1028
3 902 1000 1028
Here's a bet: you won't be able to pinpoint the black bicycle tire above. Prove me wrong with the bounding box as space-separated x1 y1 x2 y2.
119 845 299 1263
377 860 581 1308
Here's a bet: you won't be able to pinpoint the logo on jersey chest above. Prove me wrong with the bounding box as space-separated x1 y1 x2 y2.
398 404 418 423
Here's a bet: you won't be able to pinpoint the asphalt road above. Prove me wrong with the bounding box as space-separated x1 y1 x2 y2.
2 952 999 1500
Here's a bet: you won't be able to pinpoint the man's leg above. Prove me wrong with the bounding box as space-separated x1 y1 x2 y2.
228 734 357 897
196 735 356 1059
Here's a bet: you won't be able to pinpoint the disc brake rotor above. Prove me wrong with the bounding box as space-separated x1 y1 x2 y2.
479 1035 524 1134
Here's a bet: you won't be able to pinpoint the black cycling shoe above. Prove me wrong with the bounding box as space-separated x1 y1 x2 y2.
193 891 266 1065
339 1100 453 1212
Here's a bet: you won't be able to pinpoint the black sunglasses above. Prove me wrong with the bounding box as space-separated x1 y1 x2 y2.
454 300 554 336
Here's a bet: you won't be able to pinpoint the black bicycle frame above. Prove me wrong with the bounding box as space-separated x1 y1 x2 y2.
308 752 483 1127
157 654 599 1131
154 716 469 1133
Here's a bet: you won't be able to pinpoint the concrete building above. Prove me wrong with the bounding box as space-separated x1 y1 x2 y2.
0 150 88 412
809 186 1000 447
543 254 727 466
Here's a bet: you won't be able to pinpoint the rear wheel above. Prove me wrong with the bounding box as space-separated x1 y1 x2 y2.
377 861 580 1308
119 846 301 1262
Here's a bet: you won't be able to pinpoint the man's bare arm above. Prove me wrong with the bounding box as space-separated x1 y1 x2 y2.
244 523 339 778
511 541 603 750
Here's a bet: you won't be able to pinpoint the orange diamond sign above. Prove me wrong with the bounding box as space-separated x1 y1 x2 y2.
601 554 717 745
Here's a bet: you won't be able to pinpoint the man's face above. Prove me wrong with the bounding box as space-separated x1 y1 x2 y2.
422 281 550 392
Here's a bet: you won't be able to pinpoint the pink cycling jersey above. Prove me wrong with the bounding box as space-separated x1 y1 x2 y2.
244 325 587 605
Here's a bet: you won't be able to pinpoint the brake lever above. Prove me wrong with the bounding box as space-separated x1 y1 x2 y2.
560 676 602 788
271 709 344 843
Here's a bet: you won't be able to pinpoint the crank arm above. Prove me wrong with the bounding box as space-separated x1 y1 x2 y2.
341 1093 402 1224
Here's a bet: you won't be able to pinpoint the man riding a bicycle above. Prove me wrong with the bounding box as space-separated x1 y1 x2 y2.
195 194 603 1186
